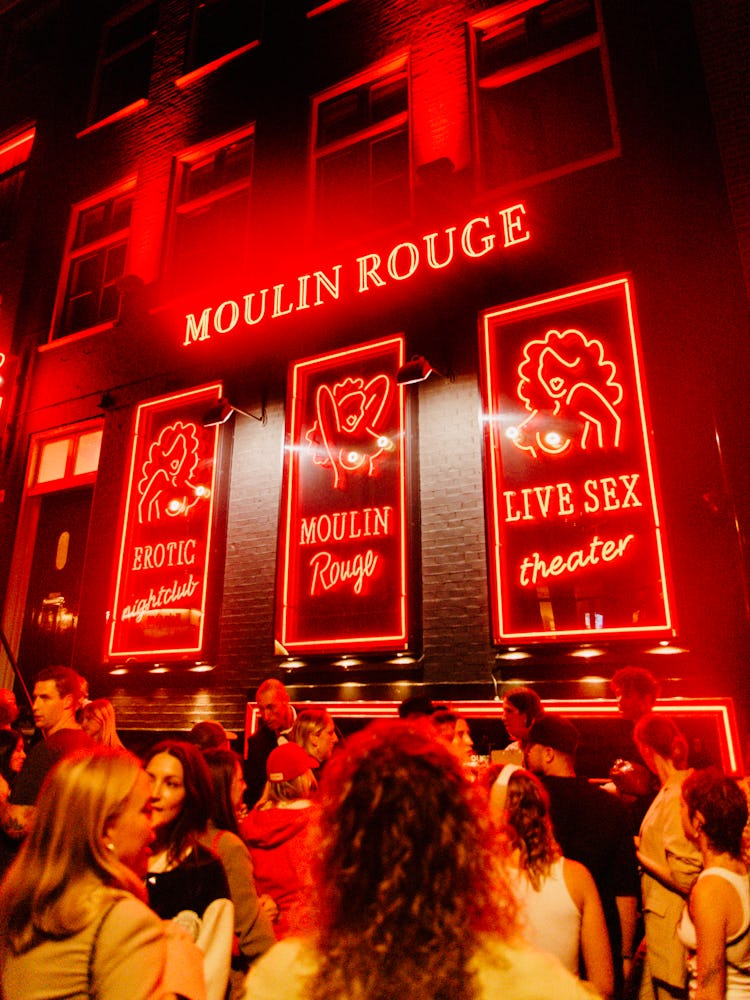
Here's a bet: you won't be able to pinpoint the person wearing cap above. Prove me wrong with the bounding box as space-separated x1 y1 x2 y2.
244 680 297 810
191 720 238 753
525 715 639 997
240 743 318 940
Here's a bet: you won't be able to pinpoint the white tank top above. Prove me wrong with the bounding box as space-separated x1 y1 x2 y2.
513 857 582 974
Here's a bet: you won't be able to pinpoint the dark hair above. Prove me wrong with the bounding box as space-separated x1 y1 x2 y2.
306 719 517 1000
503 687 544 728
634 714 689 769
611 667 660 701
143 740 212 865
0 729 24 785
35 666 82 704
682 768 748 857
502 769 561 891
202 748 242 836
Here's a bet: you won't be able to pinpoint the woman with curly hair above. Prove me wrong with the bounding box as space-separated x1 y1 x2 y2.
244 719 600 1000
498 766 614 999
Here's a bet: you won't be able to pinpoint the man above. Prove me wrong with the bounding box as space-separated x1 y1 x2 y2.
525 715 639 995
0 687 19 730
611 666 659 725
1 666 93 838
243 678 296 808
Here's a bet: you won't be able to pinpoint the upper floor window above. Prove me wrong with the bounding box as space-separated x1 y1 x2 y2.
312 55 411 244
0 126 35 242
52 179 135 341
27 423 103 496
183 0 262 79
469 0 618 192
164 128 254 297
89 1 158 126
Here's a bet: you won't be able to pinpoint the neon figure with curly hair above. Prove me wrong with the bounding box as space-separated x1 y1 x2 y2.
508 328 623 459
137 420 208 524
305 373 394 490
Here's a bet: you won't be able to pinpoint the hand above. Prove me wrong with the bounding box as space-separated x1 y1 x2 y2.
259 893 279 922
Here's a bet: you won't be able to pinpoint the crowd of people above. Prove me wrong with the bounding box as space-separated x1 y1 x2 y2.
0 664 748 999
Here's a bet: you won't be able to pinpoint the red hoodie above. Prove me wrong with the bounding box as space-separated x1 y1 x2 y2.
241 805 314 939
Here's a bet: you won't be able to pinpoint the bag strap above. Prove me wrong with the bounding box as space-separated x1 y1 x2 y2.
87 898 120 997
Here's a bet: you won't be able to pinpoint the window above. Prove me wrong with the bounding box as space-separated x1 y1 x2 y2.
164 129 253 296
0 126 35 242
470 0 618 192
89 1 158 125
184 0 262 77
27 423 103 495
312 55 411 244
53 180 135 341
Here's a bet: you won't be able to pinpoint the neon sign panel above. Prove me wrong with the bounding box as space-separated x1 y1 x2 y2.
480 276 674 642
277 335 410 652
108 383 222 659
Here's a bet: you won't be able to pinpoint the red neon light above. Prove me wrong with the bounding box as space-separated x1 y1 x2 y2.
246 698 742 775
182 203 530 347
480 276 674 643
276 336 409 652
108 383 222 660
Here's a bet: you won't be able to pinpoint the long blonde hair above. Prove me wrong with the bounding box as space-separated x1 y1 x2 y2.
82 698 124 748
0 746 147 954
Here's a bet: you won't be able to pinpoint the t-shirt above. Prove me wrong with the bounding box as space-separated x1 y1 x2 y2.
11 728 94 806
146 843 230 922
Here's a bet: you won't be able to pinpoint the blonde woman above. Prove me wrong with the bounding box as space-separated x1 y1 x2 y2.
292 709 339 765
0 746 205 999
81 697 125 749
240 743 318 939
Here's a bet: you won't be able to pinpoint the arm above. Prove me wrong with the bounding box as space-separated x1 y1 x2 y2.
616 894 638 975
0 801 35 838
564 859 615 1000
216 835 275 962
690 876 731 1000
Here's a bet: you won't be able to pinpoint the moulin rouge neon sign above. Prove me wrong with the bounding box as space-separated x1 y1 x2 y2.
108 384 222 660
183 203 530 346
480 276 674 642
276 335 409 652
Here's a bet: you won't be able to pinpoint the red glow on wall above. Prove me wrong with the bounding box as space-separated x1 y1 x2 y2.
108 383 222 660
276 335 410 652
480 276 674 643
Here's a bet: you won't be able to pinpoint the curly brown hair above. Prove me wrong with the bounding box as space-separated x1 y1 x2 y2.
501 769 561 891
305 719 518 1000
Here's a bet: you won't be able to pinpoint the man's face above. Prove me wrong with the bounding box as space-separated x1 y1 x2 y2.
616 688 651 723
524 742 546 775
32 680 71 735
257 688 291 734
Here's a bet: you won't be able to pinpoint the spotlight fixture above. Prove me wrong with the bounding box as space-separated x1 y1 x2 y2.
396 355 434 385
202 397 266 427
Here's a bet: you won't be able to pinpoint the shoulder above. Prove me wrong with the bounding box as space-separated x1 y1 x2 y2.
245 938 318 1000
475 937 601 999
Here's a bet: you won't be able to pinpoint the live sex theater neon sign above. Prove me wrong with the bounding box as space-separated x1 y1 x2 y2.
108 383 222 660
277 335 409 653
480 276 675 643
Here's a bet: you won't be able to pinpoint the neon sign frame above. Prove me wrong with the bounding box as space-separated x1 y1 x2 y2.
107 383 222 660
245 697 743 775
276 335 411 653
480 276 675 643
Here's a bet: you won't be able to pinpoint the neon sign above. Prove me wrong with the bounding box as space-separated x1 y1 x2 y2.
480 276 674 642
276 335 410 652
108 383 222 660
183 203 530 347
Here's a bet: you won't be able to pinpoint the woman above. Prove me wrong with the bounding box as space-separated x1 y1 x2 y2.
292 709 339 765
678 769 750 998
0 728 26 876
200 748 275 997
433 709 476 769
0 746 205 999
499 766 615 999
502 687 544 757
635 714 703 1000
244 719 600 1000
81 698 125 749
241 742 318 939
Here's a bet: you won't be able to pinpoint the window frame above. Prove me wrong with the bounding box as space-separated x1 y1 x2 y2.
0 125 35 243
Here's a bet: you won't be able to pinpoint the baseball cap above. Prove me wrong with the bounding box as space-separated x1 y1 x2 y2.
527 716 580 756
190 720 238 750
267 742 319 782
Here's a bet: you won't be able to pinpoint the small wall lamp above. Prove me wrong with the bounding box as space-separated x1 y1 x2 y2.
396 355 435 385
202 397 266 427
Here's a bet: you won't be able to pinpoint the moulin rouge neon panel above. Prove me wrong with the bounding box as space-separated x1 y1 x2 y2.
108 383 222 659
480 276 674 643
277 335 408 652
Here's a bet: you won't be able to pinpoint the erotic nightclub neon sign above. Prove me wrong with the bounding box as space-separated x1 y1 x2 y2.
277 335 409 652
183 203 529 347
480 276 674 642
108 384 222 659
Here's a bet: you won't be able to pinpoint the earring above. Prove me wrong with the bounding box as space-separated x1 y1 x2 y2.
105 842 115 851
